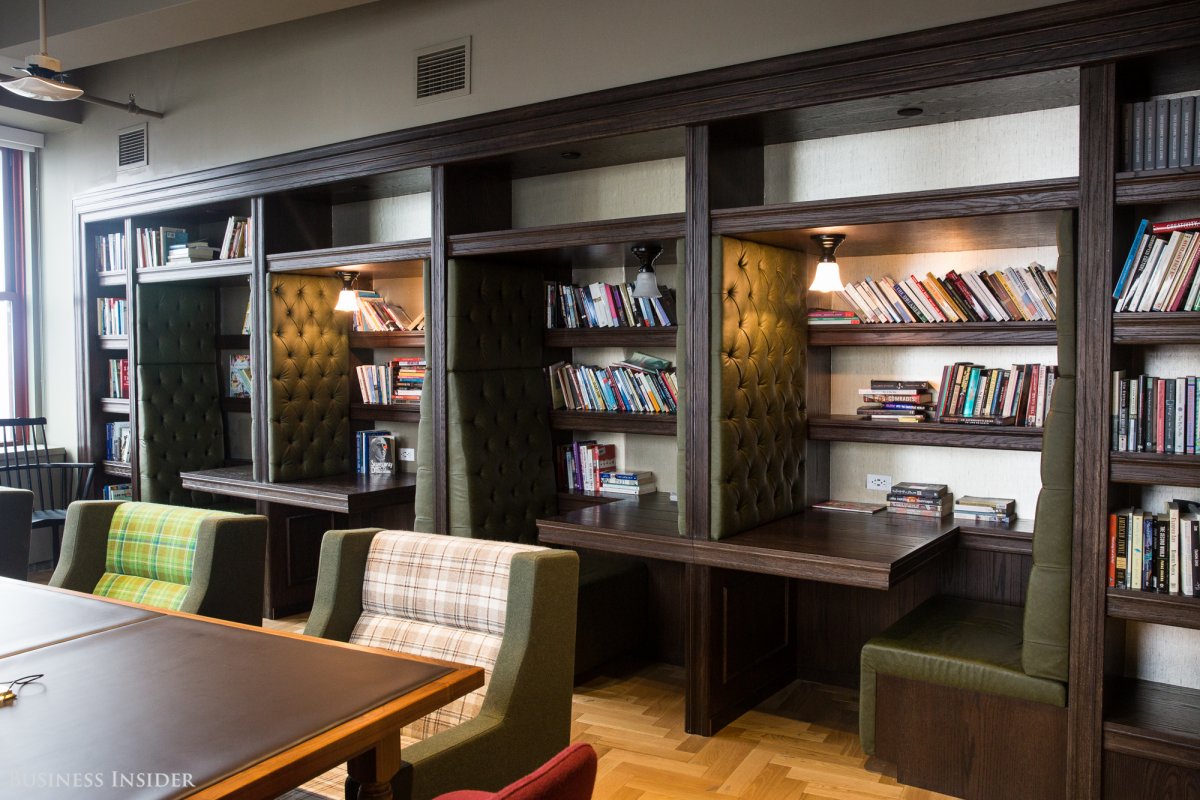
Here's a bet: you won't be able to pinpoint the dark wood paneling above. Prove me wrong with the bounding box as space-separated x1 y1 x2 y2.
708 122 764 210
1107 590 1200 630
261 193 332 255
647 559 685 666
429 166 449 533
805 345 831 505
808 415 1043 451
447 214 684 258
442 163 511 236
956 516 1035 555
1110 452 1200 487
1112 311 1200 344
179 465 416 515
536 493 688 562
548 410 676 436
941 548 1031 606
1103 752 1200 800
264 503 331 618
347 331 426 349
1114 170 1200 205
266 240 431 272
1104 678 1200 769
875 674 1067 800
809 321 1057 346
349 403 421 424
544 326 678 349
251 196 270 482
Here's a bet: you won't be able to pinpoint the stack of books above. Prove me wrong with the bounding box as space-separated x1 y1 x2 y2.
935 362 1057 427
219 217 250 259
350 290 419 332
954 496 1016 524
857 380 935 422
355 358 426 405
1111 370 1200 453
355 430 397 475
547 354 678 415
887 483 953 518
556 441 616 493
135 226 188 268
167 241 218 264
807 309 860 325
600 470 656 496
545 281 675 328
1108 502 1199 596
107 358 129 399
1112 218 1200 313
835 264 1057 324
1120 96 1198 172
104 421 131 463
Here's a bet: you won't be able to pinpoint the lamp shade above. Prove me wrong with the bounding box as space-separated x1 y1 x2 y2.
632 270 662 299
334 288 358 312
0 75 83 101
808 260 843 293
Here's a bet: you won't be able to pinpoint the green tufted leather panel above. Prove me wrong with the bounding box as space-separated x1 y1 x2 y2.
267 274 350 482
859 595 1067 754
446 258 543 371
709 237 806 540
136 284 225 505
1022 210 1076 682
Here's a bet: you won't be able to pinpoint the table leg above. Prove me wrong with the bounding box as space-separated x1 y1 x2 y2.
348 731 403 800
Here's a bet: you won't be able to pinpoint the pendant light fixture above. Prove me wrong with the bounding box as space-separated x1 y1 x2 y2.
631 242 663 299
334 272 359 312
808 234 847 293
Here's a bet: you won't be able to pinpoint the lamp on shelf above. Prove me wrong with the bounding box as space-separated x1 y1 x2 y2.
631 242 663 299
334 271 359 312
808 233 846 293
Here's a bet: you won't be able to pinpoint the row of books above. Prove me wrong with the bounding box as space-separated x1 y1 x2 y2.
813 487 1018 523
934 362 1057 427
1121 96 1199 172
95 232 128 273
97 298 127 336
856 380 935 422
545 281 676 329
107 359 129 399
218 216 251 260
229 354 252 399
354 358 426 405
887 482 953 518
133 226 188 268
547 358 678 415
553 439 659 496
104 421 131 463
1112 218 1200 312
350 290 425 332
355 430 399 475
102 483 132 501
1107 502 1199 596
1110 371 1200 454
834 264 1058 325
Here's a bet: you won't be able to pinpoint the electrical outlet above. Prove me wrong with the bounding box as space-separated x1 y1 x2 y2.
399 448 416 462
866 473 892 491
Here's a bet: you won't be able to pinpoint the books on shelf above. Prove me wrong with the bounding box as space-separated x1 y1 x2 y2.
887 482 953 517
95 232 128 273
811 500 885 513
350 290 419 332
1112 218 1200 313
857 379 935 422
1110 370 1200 453
556 441 617 493
219 217 250 259
954 495 1017 524
1120 95 1199 172
107 358 129 399
807 309 861 325
355 430 397 475
97 298 127 336
934 362 1056 427
229 354 252 399
102 483 132 501
834 264 1057 324
134 226 188 268
167 242 218 264
545 281 675 329
1107 502 1199 596
355 358 427 405
547 357 678 415
104 421 131 463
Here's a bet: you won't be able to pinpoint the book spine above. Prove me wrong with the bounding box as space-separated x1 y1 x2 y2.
1132 101 1145 171
1169 97 1182 168
1156 98 1169 169
1122 102 1134 171
1130 511 1144 590
1155 517 1168 593
1108 513 1117 588
1186 95 1198 168
1115 511 1129 589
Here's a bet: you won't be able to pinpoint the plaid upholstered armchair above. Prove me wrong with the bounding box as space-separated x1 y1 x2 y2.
298 529 579 800
48 501 267 625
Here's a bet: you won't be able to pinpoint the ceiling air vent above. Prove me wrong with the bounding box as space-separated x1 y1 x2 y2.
415 37 471 103
117 123 148 171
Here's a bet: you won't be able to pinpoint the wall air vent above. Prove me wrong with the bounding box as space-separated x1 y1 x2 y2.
117 123 148 171
415 37 471 103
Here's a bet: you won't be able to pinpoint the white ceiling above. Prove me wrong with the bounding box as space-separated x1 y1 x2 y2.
0 0 380 70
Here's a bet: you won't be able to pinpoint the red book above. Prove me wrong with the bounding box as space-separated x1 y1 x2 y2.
1025 365 1041 427
1150 217 1200 235
1108 513 1117 588
1156 378 1166 453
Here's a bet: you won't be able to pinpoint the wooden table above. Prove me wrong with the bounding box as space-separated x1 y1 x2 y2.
0 579 482 800
179 466 417 617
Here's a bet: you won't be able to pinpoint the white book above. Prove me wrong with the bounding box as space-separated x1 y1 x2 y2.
879 279 916 322
964 270 1005 321
1136 236 1177 311
1150 231 1191 310
1125 238 1165 312
864 279 900 322
1130 509 1144 590
901 277 939 322
1168 502 1181 595
1181 513 1197 597
857 281 889 322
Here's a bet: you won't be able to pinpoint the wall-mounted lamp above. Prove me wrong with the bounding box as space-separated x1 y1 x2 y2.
631 242 663 299
808 234 846 293
334 271 359 312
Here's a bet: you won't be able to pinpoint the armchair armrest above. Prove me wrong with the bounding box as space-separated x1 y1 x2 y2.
304 529 382 642
48 501 122 592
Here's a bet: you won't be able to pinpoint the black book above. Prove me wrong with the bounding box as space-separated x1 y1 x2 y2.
1121 103 1133 172
1169 97 1182 169
1155 98 1169 170
1115 511 1128 589
1154 516 1169 594
1183 95 1195 168
1165 379 1176 453
1143 515 1156 591
1132 101 1145 171
1145 100 1156 171
870 380 933 391
889 482 948 498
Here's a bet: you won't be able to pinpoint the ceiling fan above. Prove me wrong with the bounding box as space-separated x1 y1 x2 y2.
1 0 163 118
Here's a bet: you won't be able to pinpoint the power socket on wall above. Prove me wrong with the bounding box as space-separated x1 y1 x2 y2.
866 474 892 492
399 448 416 462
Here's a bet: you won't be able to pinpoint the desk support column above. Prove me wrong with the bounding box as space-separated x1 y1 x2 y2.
348 731 403 800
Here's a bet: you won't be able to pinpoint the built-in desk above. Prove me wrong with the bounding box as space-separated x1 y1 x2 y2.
180 466 417 618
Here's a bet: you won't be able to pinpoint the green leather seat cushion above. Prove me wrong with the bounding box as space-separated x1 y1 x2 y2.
859 595 1066 754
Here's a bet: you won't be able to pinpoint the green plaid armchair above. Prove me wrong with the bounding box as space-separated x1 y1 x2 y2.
48 500 267 625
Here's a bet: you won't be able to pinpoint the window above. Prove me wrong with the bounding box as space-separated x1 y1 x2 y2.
1 147 30 421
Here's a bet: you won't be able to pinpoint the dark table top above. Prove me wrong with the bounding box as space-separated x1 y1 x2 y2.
178 465 417 514
0 578 160 658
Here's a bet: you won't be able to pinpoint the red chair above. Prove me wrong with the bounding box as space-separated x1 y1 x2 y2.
432 744 597 800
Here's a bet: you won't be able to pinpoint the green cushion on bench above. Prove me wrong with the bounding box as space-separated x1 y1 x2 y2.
859 595 1066 754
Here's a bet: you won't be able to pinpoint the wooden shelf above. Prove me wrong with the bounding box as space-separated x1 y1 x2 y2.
537 492 687 561
447 214 685 258
102 460 131 479
549 410 676 436
1114 168 1200 205
217 334 251 349
221 396 251 413
808 415 1043 451
136 257 253 283
267 239 431 271
99 397 130 414
1112 312 1200 345
98 335 128 351
351 402 421 423
1104 678 1200 769
97 271 127 287
1107 589 1200 630
955 516 1035 555
348 331 426 348
808 321 1056 346
544 326 678 348
1110 452 1200 487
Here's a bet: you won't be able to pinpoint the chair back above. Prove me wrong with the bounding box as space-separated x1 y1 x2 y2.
0 485 33 579
0 417 93 520
433 743 598 800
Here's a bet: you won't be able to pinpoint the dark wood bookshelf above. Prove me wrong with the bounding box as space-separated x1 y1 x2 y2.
220 396 251 413
1107 589 1200 630
807 415 1043 451
447 214 685 258
1104 678 1200 769
102 460 131 479
955 516 1035 555
1112 312 1200 345
537 492 686 562
1113 168 1200 205
99 397 130 415
348 331 426 349
135 257 253 283
350 402 421 423
808 321 1056 346
266 239 432 271
98 335 128 351
97 271 127 288
548 409 676 436
544 326 678 348
1110 452 1200 487
217 334 251 349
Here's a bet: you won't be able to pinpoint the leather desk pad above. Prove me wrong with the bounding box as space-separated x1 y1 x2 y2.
0 579 160 658
0 615 452 799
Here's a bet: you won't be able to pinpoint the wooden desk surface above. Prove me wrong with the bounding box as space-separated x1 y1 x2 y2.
0 578 160 658
179 465 416 514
